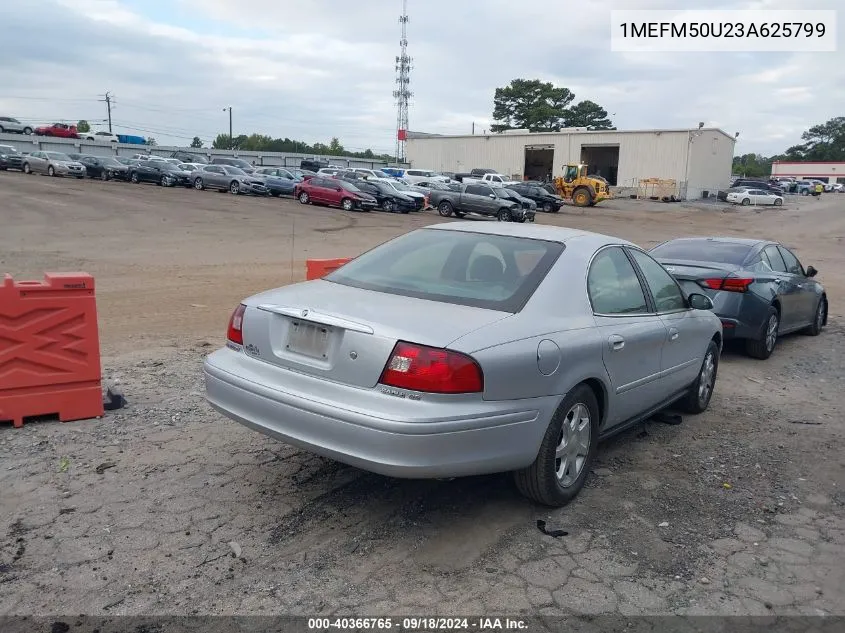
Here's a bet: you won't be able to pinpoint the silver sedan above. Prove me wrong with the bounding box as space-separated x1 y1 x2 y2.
22 151 86 178
204 223 722 506
193 164 269 195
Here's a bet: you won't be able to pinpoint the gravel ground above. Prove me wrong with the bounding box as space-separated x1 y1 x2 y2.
1 172 844 616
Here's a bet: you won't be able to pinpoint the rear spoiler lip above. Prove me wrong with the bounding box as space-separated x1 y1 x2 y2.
658 260 739 280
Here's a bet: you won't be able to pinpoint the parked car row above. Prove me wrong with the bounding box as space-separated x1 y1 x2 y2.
771 177 843 193
0 118 127 141
2 149 307 199
205 222 828 508
2 150 448 215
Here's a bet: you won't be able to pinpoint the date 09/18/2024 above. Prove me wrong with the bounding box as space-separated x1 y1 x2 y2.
307 617 529 631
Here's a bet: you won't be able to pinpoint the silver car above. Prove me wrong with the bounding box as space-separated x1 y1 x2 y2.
0 116 33 135
22 151 86 178
204 223 723 506
193 164 269 195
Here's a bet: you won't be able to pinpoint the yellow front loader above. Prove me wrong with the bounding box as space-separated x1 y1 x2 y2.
553 164 612 207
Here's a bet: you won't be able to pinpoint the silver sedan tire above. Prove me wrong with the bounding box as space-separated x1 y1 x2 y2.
678 339 719 413
514 383 599 507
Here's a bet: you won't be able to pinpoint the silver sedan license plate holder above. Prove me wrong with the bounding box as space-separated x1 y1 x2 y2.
286 320 331 359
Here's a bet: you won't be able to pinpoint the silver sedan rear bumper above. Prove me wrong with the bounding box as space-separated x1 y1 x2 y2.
203 348 557 478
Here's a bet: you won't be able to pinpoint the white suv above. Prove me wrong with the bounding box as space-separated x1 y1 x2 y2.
81 130 120 143
403 168 449 184
0 116 32 135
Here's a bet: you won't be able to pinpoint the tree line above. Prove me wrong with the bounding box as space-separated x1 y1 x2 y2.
733 117 845 178
204 134 391 161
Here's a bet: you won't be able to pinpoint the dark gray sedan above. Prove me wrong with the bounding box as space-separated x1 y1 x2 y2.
651 237 828 359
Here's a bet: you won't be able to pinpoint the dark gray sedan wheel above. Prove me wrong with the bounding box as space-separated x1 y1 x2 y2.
194 177 204 190
746 307 779 359
100 171 109 181
514 383 599 507
230 181 240 195
679 340 719 413
382 199 395 213
497 208 511 222
542 201 553 213
131 172 139 184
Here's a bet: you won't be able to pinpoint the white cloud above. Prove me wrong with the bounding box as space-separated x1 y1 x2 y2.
0 0 842 156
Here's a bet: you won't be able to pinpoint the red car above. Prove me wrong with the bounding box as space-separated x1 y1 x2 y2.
295 175 377 211
34 123 79 138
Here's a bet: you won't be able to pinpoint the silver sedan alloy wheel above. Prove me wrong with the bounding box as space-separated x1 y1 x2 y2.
555 403 591 488
697 349 716 406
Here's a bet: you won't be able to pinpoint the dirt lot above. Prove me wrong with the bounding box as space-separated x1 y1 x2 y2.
1 172 844 617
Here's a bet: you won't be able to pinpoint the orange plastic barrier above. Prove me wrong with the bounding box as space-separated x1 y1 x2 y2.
305 258 352 280
0 273 104 428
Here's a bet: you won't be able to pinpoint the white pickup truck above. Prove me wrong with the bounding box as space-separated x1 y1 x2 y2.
457 172 521 187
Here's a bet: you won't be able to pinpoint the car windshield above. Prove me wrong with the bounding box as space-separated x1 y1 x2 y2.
494 189 517 199
100 157 121 167
325 229 565 313
389 181 412 191
225 166 247 176
219 160 250 168
338 181 361 192
180 164 196 171
159 163 180 171
45 152 72 161
650 239 754 265
0 146 20 154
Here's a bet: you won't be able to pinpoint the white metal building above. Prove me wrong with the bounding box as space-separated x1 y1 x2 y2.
770 161 845 184
405 127 736 200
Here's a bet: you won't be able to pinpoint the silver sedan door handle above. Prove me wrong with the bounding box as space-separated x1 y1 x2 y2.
669 327 679 341
608 335 625 351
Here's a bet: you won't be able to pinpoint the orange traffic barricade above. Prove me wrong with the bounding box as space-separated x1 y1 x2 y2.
305 258 352 280
0 273 104 428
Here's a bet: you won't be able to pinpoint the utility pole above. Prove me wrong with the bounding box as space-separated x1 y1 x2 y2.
472 121 475 135
223 106 232 147
100 92 113 133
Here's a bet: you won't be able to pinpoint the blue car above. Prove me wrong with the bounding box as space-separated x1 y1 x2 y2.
254 167 301 196
379 167 405 179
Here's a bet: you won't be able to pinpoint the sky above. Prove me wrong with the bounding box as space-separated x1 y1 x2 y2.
0 0 841 156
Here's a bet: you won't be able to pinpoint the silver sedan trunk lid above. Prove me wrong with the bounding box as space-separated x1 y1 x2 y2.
240 280 509 388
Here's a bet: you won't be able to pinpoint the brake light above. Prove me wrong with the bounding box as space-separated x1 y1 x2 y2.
379 341 484 394
700 277 754 293
227 304 247 345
